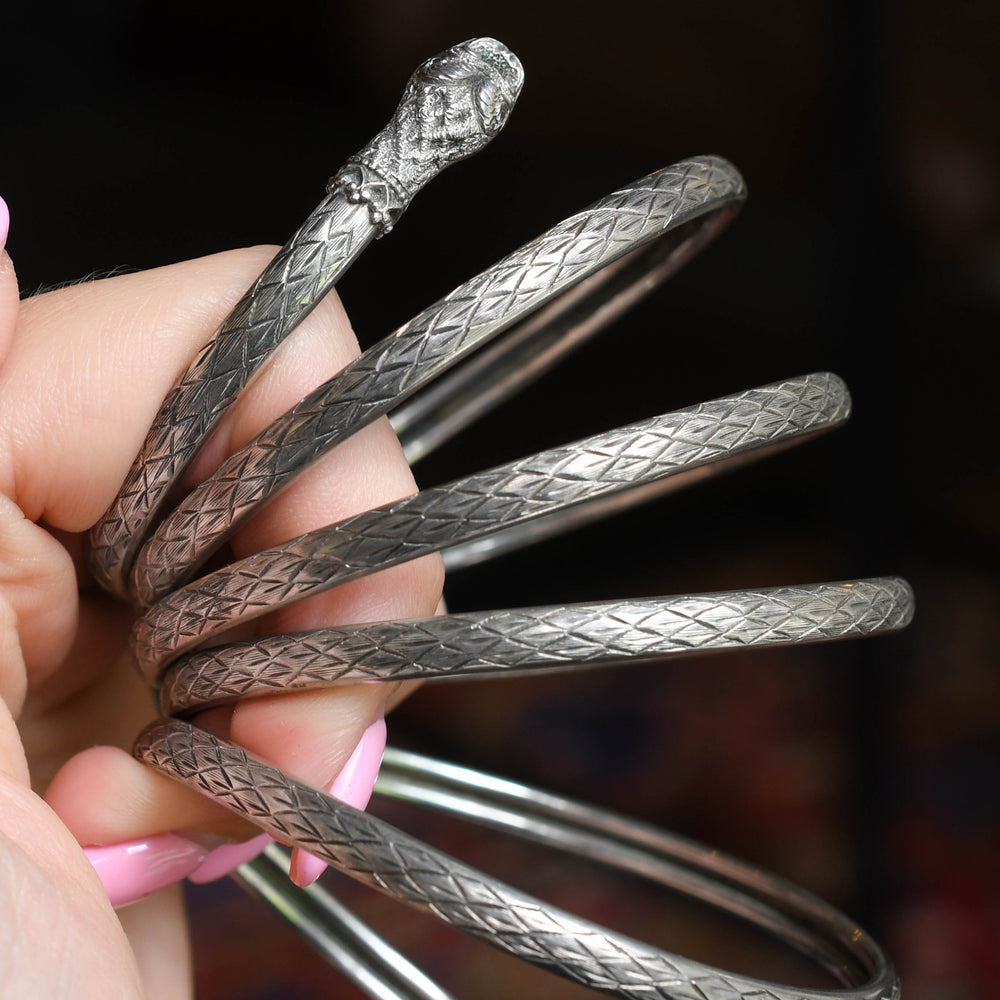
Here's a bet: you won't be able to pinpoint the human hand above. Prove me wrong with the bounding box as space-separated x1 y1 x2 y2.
0 197 443 998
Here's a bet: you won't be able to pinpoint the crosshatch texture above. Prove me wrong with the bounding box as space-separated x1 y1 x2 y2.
136 720 900 1000
132 155 746 604
89 38 524 598
160 578 913 716
133 373 850 678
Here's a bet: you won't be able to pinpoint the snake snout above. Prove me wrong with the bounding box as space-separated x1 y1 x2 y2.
458 37 525 103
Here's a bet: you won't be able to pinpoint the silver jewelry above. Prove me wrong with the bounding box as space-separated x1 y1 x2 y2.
88 37 524 599
131 155 745 605
78 37 912 999
132 372 851 680
159 577 913 716
135 722 900 1000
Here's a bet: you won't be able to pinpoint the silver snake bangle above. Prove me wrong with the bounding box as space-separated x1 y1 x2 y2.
158 577 913 716
135 721 900 1000
131 155 745 604
74 36 911 999
88 37 524 599
132 371 851 680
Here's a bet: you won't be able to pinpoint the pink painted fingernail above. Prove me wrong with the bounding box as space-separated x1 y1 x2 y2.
187 831 272 884
0 196 9 248
85 833 209 908
289 715 387 888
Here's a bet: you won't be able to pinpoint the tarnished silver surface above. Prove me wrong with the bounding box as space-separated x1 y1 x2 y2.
74 38 910 995
136 722 900 1000
132 156 746 605
160 578 913 716
133 372 851 680
88 37 523 599
388 164 742 466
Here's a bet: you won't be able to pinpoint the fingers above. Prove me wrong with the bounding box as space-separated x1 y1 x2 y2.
46 745 254 844
7 245 442 892
1 246 281 528
205 294 442 877
0 206 146 995
0 749 145 997
0 494 79 708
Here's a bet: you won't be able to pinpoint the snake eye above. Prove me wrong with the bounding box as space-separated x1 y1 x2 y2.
474 79 503 134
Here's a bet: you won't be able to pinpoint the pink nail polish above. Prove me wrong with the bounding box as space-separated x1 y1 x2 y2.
0 196 9 248
187 831 272 884
85 833 209 908
289 715 386 888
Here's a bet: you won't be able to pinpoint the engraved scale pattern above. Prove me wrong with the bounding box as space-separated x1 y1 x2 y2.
135 720 896 1000
133 156 746 605
160 578 914 715
134 373 851 678
77 38 906 998
89 38 523 599
89 197 375 598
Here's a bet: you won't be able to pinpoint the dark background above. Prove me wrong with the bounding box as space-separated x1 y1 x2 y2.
3 1 998 997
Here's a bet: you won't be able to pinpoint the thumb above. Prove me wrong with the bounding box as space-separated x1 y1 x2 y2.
0 697 144 998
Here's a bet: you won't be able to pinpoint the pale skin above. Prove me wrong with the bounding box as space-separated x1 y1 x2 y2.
0 240 444 998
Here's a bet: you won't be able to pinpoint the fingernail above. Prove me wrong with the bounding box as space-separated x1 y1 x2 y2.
0 196 9 249
85 833 209 908
289 715 386 888
187 831 272 884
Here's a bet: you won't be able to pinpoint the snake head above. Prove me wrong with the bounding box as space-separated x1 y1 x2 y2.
334 38 523 232
404 37 524 147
